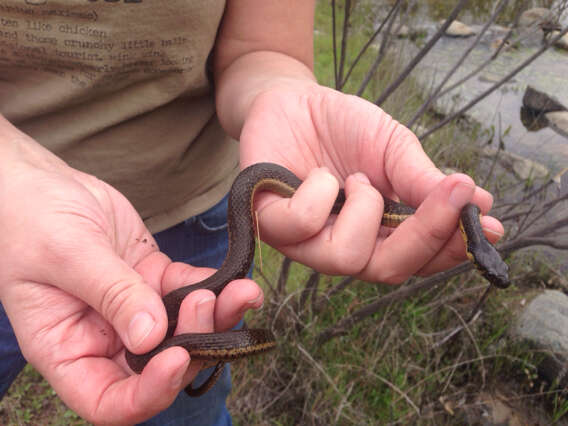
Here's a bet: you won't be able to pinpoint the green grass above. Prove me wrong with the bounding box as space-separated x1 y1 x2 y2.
0 365 86 426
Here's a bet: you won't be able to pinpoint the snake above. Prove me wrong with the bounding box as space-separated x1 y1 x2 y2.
125 162 509 396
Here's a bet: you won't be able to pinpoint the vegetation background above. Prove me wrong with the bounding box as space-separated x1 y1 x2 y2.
1 0 567 424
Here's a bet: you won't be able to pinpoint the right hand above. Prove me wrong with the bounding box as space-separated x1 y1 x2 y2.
0 116 263 424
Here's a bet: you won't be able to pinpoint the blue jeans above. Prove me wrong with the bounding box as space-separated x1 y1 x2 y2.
0 195 236 426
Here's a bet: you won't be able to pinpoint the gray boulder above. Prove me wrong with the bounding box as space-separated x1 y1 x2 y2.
515 291 568 386
522 86 567 113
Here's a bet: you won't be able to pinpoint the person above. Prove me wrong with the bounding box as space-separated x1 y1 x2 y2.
0 1 504 424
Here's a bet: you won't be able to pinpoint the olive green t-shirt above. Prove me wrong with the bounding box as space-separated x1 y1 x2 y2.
0 0 238 233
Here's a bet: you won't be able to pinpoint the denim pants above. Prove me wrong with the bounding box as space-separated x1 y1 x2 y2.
0 195 237 426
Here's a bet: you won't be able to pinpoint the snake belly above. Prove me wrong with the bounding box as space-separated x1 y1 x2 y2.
125 162 509 392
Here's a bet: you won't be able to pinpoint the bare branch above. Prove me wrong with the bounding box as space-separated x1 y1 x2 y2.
337 0 352 87
419 26 568 141
430 5 524 103
313 276 355 315
355 2 399 97
277 256 292 296
317 210 568 344
317 262 472 343
407 0 509 128
298 270 320 314
341 0 403 89
332 0 338 88
374 0 470 107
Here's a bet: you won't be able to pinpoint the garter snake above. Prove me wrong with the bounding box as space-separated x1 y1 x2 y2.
125 162 509 396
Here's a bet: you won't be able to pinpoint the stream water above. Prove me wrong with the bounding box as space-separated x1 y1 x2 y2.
395 2 568 173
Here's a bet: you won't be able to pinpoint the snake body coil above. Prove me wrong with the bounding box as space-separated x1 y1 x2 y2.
125 162 509 395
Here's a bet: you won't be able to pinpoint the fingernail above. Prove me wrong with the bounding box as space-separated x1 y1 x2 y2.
171 359 190 389
484 227 504 238
128 312 156 349
196 295 216 327
247 292 263 309
352 172 370 185
448 182 475 210
238 293 264 317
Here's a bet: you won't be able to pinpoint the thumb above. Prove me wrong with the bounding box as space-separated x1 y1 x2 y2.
14 216 169 353
59 239 168 353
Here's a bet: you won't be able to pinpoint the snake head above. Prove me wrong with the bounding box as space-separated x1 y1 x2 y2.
470 240 510 289
480 256 510 289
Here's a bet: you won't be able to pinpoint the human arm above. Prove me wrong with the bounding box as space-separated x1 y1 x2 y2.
213 0 504 283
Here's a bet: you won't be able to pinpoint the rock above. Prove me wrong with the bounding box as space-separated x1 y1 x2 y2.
394 24 409 38
519 8 555 28
546 111 568 138
547 30 568 51
444 20 476 38
482 147 549 180
515 290 568 387
552 166 568 190
520 106 549 131
522 86 567 113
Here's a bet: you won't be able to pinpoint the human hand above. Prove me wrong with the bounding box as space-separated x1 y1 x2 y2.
0 117 262 424
239 83 504 284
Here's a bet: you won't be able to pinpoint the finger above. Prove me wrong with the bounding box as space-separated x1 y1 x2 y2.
416 215 505 276
276 172 383 276
359 174 476 284
25 234 169 355
161 262 263 332
50 348 190 425
134 251 173 293
174 289 217 387
215 279 264 331
372 125 493 213
161 261 217 295
255 167 339 247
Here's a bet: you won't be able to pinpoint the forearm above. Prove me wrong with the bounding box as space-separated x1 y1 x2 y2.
215 51 317 139
213 0 317 139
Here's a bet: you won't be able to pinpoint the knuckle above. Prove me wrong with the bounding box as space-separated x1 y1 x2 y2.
413 217 446 254
445 240 467 263
99 279 139 323
427 222 451 244
290 203 326 237
330 246 367 276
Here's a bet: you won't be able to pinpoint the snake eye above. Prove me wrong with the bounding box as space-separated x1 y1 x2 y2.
483 262 510 289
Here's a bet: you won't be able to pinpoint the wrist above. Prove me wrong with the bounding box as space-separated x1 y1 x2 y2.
214 51 318 139
0 115 67 173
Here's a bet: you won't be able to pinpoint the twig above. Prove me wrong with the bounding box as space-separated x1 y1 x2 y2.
333 382 354 426
332 0 338 88
254 265 276 295
355 1 399 96
407 0 509 128
337 0 352 87
341 0 403 88
374 0 470 107
317 262 472 343
298 270 320 314
419 26 568 141
432 309 482 349
313 276 355 315
448 305 486 388
297 344 341 395
367 370 421 416
277 256 292 296
481 115 504 189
